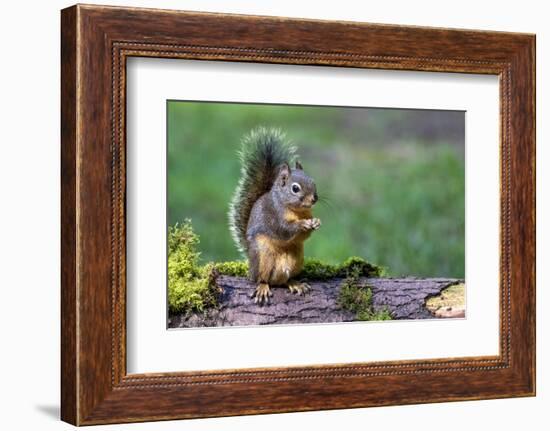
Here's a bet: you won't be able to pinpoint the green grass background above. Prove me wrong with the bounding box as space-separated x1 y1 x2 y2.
168 101 465 278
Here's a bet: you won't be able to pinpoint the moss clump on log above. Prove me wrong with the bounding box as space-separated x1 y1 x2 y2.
168 221 383 315
167 222 220 314
211 260 249 277
337 267 392 321
300 256 384 279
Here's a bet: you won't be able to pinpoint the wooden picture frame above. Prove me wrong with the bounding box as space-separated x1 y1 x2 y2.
61 4 535 425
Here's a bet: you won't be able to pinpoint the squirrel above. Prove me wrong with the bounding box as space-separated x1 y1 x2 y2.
228 127 321 305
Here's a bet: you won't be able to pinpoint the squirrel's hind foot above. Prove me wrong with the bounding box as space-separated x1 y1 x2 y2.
287 280 310 296
251 282 273 305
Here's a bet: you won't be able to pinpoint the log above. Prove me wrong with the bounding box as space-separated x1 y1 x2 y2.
168 276 463 328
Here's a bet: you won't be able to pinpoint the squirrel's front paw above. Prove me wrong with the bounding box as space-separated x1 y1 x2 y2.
251 282 273 305
310 218 321 230
301 218 321 231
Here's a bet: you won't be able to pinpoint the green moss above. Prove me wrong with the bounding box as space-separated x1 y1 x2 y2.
168 222 200 278
167 221 220 314
168 276 216 314
213 260 249 277
167 223 247 314
337 267 392 321
301 256 383 279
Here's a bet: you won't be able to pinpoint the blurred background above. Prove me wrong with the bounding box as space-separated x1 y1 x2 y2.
167 101 464 278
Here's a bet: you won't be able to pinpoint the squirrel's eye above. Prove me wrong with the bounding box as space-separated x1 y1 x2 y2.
291 183 301 194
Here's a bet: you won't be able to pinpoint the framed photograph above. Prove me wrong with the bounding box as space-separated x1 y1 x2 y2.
61 4 535 425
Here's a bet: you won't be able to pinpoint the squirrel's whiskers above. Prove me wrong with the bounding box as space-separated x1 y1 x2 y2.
316 193 333 208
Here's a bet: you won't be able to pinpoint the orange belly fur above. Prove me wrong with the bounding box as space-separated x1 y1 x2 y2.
256 234 305 285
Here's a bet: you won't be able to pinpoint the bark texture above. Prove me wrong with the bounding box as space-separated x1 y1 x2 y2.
168 276 462 328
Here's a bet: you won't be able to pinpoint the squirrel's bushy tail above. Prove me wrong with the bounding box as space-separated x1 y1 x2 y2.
229 127 297 254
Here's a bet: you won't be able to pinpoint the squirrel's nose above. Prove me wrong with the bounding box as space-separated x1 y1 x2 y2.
312 193 318 204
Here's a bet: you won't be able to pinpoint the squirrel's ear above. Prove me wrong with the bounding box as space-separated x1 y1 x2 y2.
278 163 290 186
295 161 303 170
